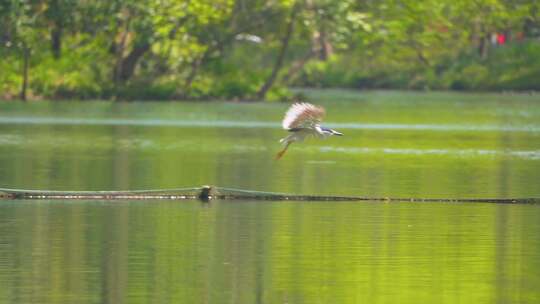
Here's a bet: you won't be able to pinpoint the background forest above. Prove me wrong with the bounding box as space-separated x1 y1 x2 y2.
1 0 539 101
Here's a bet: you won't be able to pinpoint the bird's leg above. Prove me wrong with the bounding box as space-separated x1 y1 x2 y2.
275 142 291 160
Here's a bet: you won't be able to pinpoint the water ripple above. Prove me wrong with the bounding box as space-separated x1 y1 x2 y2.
0 116 538 133
319 146 540 160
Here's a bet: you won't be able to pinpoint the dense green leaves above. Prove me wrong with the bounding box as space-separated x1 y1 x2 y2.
0 0 539 100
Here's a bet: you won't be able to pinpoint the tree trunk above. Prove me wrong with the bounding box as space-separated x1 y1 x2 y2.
113 35 127 85
478 35 486 58
111 20 131 100
256 5 298 100
119 42 150 82
479 35 489 59
317 24 332 60
51 25 62 59
20 46 30 101
282 48 316 83
416 48 430 66
183 54 206 90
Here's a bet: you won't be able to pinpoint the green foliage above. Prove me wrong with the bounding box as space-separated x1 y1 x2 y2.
1 0 539 101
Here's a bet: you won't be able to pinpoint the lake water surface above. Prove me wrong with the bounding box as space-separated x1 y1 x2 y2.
0 90 539 303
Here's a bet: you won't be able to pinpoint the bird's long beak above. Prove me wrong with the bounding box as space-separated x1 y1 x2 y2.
332 130 343 136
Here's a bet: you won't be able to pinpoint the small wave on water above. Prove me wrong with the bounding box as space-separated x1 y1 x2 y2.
319 146 540 160
0 116 539 133
305 160 337 165
1 130 538 160
0 134 24 145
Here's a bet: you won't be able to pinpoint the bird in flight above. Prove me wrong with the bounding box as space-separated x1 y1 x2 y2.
276 102 343 159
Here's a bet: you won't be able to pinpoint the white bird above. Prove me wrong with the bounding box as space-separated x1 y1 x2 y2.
276 102 343 159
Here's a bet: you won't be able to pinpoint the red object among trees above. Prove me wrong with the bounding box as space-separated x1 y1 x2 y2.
497 33 506 45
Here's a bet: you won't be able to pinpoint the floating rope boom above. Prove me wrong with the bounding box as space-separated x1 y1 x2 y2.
0 187 201 200
0 186 539 204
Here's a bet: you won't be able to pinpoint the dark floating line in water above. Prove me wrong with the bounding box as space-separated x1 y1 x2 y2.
0 186 538 205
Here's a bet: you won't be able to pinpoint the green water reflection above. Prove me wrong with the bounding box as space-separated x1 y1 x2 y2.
0 91 539 303
0 200 539 304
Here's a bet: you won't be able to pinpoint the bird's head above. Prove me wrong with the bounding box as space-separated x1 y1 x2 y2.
331 130 343 136
319 126 343 137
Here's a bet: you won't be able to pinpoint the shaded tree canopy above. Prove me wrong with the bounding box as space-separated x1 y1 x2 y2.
1 0 539 100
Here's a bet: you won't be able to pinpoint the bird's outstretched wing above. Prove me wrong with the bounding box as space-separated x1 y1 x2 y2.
282 102 325 130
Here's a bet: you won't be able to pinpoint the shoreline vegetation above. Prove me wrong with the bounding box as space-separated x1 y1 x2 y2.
1 89 539 109
1 1 539 102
